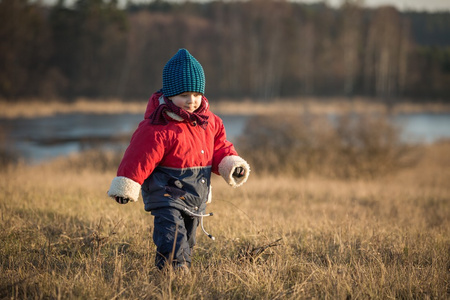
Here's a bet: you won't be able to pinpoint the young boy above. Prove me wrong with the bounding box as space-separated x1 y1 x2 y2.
107 49 250 271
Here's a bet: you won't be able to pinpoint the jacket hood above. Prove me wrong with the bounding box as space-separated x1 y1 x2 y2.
144 91 164 119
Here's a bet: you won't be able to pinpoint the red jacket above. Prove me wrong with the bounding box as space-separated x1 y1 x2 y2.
108 92 250 212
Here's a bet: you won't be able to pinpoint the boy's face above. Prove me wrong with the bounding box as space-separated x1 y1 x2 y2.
169 92 202 113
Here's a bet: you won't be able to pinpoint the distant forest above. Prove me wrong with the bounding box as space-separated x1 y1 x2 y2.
1 0 450 102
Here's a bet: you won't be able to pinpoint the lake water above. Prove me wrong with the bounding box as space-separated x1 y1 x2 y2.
0 112 449 164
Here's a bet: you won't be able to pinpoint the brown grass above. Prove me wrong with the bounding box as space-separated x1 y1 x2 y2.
238 113 422 178
0 98 147 119
211 97 450 115
1 141 449 299
1 97 450 119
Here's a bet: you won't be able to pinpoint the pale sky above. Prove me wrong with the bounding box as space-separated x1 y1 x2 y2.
41 0 450 12
301 0 450 11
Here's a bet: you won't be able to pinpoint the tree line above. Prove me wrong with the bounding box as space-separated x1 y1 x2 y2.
1 0 450 102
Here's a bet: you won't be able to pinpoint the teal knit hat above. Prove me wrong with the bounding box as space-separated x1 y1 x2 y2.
162 49 205 97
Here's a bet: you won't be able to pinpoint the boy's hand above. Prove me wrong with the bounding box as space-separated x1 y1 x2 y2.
233 167 245 178
115 196 130 204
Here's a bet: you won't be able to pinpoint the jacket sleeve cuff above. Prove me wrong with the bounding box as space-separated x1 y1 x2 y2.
218 155 250 187
107 176 141 202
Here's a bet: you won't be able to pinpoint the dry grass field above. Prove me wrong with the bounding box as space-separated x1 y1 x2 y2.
1 97 449 119
1 139 449 299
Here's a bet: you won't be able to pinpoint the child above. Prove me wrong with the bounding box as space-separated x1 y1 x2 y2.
107 49 250 271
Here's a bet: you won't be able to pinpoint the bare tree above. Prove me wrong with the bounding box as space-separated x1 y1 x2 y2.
363 6 411 104
339 0 363 97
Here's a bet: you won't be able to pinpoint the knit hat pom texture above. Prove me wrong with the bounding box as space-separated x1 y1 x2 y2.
162 49 205 97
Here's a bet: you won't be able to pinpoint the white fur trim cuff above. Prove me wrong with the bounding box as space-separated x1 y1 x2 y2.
218 155 250 187
107 176 141 202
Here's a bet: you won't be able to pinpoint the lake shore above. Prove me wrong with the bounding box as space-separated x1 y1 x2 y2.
1 97 450 119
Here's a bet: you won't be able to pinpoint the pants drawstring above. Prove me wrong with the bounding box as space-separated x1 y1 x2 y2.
183 208 215 240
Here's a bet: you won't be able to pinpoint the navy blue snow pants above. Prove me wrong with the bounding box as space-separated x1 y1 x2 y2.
151 207 200 269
